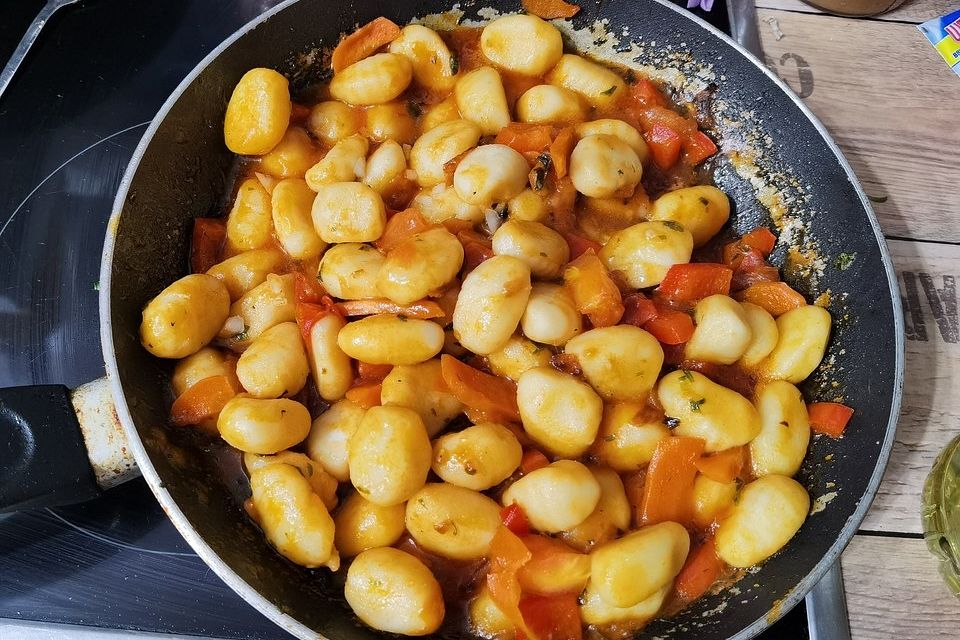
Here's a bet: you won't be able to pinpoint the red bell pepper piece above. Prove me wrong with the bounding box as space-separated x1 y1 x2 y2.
657 263 733 302
683 130 719 165
644 124 683 170
674 538 724 602
500 504 531 537
808 402 854 438
520 449 550 475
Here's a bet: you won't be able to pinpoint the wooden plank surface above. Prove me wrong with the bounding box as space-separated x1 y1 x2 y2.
756 0 956 23
859 239 960 534
755 7 960 243
841 536 959 638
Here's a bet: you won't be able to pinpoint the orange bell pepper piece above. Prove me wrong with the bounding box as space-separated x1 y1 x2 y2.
522 0 581 19
657 263 733 302
170 375 237 427
640 436 705 526
563 251 625 328
735 281 806 316
440 355 520 423
338 298 445 319
345 383 382 409
694 446 746 484
331 17 401 73
674 538 724 602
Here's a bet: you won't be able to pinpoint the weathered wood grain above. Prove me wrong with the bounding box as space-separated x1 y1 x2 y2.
756 0 956 23
842 536 960 638
859 239 960 534
755 8 960 243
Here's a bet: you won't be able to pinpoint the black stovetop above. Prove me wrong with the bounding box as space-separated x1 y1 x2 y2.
0 1 805 637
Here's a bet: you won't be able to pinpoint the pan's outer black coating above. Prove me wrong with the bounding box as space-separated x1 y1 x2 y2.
104 0 902 638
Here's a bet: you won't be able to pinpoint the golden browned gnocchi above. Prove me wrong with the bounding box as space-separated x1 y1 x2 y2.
453 255 532 355
305 399 366 482
235 321 309 398
480 14 563 76
377 228 463 304
348 405 432 506
405 483 502 560
501 460 601 533
658 370 762 452
249 463 339 569
432 421 522 490
218 396 311 454
715 475 810 567
380 359 464 436
329 53 413 105
599 220 694 288
153 14 848 638
334 491 406 557
338 314 444 365
223 68 291 155
345 547 444 635
140 274 230 359
516 367 603 458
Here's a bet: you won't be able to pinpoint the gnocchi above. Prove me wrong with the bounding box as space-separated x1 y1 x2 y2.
749 381 811 477
454 67 511 136
311 182 387 243
650 185 731 247
501 460 601 533
517 367 603 458
491 219 569 278
405 483 502 560
564 325 664 401
305 399 366 482
270 178 326 260
377 227 463 304
453 144 529 206
409 119 482 187
685 294 753 365
140 274 230 359
223 68 290 155
218 396 311 454
348 405 432 506
760 305 832 383
520 283 582 347
334 491 406 557
307 100 359 146
317 243 385 300
329 53 413 105
235 322 309 398
453 255 532 355
432 421 522 490
338 314 444 365
380 359 465 436
480 14 563 76
599 221 694 288
569 134 643 199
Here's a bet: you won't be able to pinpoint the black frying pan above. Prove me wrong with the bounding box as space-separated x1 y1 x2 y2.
0 0 904 638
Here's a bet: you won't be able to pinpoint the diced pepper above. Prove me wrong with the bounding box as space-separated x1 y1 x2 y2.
170 375 237 427
496 123 555 154
338 298 445 319
656 263 733 302
521 449 551 475
517 592 582 640
563 251 625 328
639 106 697 139
375 208 437 252
627 78 669 109
356 362 393 384
621 293 659 327
521 0 581 19
487 526 534 639
683 130 719 165
549 127 577 180
331 17 401 73
741 228 777 256
640 436 705 527
643 124 683 170
694 446 746 484
808 402 854 438
500 504 531 537
642 310 695 345
294 270 327 304
674 538 724 602
191 218 226 274
735 281 806 316
440 355 520 423
295 299 343 345
560 231 601 261
345 383 382 409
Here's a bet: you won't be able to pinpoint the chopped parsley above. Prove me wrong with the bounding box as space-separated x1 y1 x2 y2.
303 464 314 477
834 252 856 271
698 196 711 206
233 330 249 342
397 314 408 321
600 85 618 96
664 416 680 429
406 101 423 118
690 398 706 413
449 54 460 75
603 434 617 442
662 220 685 232
92 281 100 291
679 369 694 383
780 420 790 428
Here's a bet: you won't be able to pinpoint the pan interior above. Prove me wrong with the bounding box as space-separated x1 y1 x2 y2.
104 1 900 638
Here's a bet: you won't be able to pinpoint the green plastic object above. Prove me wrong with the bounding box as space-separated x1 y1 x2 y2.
922 434 960 597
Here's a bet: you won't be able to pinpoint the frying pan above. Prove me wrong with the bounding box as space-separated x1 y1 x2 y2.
0 0 904 638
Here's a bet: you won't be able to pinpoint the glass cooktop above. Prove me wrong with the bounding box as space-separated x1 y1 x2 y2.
0 1 806 638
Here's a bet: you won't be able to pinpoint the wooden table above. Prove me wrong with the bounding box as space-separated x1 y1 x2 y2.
752 0 959 636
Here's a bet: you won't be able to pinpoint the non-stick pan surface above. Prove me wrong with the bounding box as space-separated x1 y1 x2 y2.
100 0 904 638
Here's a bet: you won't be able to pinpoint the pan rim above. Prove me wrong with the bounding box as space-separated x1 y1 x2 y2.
98 1 905 639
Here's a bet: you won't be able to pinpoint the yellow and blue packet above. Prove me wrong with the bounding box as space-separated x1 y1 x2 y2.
918 8 960 77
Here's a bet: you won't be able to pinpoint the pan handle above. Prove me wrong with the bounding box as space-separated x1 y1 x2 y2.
805 562 852 640
0 378 138 512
